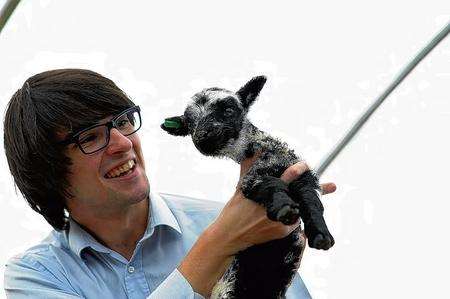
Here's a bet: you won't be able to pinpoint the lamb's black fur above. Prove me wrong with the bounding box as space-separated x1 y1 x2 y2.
161 76 334 299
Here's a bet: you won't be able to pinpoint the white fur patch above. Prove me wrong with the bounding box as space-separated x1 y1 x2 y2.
218 120 265 162
211 259 238 299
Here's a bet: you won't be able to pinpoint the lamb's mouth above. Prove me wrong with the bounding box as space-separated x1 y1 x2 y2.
105 159 136 179
193 135 227 156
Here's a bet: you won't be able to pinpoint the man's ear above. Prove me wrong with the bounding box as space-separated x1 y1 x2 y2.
160 116 189 136
236 75 267 109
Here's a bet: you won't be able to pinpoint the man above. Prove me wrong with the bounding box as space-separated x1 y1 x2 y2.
3 69 336 298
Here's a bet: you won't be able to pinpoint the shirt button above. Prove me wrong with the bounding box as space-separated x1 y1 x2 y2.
128 266 135 273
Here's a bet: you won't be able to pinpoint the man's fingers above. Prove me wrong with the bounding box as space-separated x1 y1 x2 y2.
320 182 337 195
280 162 309 184
239 157 337 196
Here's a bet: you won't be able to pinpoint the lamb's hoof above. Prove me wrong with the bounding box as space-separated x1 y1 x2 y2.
276 205 300 225
310 233 334 250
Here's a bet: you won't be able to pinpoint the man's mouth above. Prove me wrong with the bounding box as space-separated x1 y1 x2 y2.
105 159 136 179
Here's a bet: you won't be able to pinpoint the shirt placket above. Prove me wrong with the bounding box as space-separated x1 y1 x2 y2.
124 243 151 299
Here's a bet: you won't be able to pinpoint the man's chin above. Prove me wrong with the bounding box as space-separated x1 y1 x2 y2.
134 186 150 205
107 179 150 206
128 179 150 205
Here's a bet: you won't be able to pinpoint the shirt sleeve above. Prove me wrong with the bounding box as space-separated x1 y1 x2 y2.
147 268 204 299
286 271 312 299
4 255 82 299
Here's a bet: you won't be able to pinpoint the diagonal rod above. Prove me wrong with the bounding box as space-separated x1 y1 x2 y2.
0 0 21 35
316 21 450 178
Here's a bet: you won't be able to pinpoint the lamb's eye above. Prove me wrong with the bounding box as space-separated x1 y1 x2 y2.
224 108 235 116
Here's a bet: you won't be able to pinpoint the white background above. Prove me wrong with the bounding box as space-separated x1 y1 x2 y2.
0 1 449 298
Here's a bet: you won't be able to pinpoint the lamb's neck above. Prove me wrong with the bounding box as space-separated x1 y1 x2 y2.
219 120 262 163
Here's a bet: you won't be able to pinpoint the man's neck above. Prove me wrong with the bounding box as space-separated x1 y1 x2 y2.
70 197 149 261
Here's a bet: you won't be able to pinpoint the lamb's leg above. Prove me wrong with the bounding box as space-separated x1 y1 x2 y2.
288 170 335 250
241 174 301 225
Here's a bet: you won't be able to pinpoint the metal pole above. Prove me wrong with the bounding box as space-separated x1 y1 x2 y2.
0 0 21 35
315 21 450 178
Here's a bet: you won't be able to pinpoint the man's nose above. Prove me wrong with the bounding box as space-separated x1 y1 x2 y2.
105 128 132 155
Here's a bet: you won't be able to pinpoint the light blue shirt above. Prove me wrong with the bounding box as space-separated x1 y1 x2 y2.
4 191 311 298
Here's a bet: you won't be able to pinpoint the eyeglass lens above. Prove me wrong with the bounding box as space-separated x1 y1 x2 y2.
78 109 141 154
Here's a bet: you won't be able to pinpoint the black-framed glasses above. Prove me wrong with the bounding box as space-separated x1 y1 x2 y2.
60 106 142 154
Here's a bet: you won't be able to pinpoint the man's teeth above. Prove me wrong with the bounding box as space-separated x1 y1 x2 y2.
106 160 135 178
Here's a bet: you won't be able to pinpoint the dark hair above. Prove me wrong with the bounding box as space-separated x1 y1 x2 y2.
3 69 135 230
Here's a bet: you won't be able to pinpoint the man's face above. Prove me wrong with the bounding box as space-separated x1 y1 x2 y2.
64 114 150 216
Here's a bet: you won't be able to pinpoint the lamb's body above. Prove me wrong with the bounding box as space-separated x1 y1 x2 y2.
212 227 304 299
211 121 313 299
162 76 333 298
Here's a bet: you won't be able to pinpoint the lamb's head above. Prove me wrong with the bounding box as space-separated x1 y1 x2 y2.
161 76 266 157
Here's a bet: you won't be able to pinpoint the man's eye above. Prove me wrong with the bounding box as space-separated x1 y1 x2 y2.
117 119 130 128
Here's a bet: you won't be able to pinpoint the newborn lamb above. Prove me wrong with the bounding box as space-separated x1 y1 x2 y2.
161 76 334 298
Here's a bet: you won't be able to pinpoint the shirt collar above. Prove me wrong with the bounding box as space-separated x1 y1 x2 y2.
67 218 112 258
145 190 182 238
67 190 181 258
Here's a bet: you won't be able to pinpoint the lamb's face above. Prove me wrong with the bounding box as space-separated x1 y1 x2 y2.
184 88 245 156
161 76 267 156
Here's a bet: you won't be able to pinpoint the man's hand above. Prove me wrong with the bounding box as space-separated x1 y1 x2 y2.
213 155 336 255
280 161 336 195
240 154 336 249
178 155 336 297
240 153 336 195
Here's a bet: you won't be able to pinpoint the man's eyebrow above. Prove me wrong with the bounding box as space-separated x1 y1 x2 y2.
69 121 101 136
78 115 115 131
74 122 97 131
70 110 123 135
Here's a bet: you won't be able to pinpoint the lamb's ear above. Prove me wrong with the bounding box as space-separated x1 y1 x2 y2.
160 116 189 136
236 76 267 109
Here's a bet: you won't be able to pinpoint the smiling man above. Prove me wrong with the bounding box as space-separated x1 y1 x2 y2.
3 69 336 298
